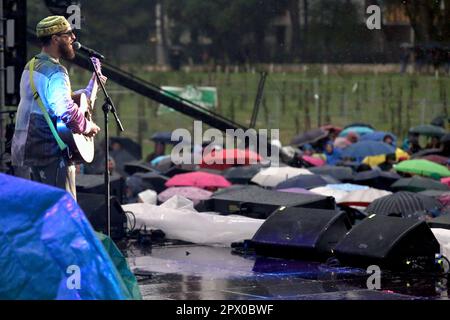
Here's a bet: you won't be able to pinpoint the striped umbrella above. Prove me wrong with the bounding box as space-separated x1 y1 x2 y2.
366 191 443 218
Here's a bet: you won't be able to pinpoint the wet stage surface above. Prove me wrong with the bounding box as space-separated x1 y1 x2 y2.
121 242 450 300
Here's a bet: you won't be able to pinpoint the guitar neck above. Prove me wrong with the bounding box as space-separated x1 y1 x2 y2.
90 77 99 107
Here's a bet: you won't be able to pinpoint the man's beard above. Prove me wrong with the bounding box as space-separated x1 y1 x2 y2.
59 41 75 60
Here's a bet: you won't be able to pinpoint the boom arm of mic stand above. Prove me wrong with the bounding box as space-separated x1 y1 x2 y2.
89 56 124 132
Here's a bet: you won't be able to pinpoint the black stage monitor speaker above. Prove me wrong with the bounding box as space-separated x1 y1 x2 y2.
76 174 124 203
335 215 440 271
204 185 336 219
251 207 352 260
77 193 127 240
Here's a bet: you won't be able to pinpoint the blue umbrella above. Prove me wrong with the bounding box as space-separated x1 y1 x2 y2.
341 141 396 161
339 126 374 137
360 131 397 146
276 174 333 190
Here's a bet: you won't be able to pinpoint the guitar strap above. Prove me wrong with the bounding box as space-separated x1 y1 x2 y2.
29 57 67 151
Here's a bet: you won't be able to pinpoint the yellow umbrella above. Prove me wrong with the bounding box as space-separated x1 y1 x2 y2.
363 148 410 167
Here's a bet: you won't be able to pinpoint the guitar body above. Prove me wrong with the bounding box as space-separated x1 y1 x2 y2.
57 92 95 163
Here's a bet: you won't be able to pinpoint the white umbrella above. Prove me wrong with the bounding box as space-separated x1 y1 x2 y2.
251 166 312 188
310 186 349 203
338 188 392 208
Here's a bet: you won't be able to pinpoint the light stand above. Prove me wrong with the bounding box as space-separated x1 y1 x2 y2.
88 56 124 237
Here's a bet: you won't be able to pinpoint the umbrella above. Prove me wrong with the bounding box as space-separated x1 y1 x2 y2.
360 131 397 146
366 191 443 218
251 166 312 188
110 136 142 160
291 128 329 146
123 161 154 176
321 125 343 134
339 126 374 138
200 149 262 171
394 159 450 179
441 177 450 187
419 190 450 198
409 125 446 137
163 165 196 178
344 123 375 130
338 188 392 207
353 170 400 190
277 188 317 195
275 174 330 190
130 172 169 193
326 183 369 192
309 165 354 181
301 155 326 167
151 131 189 145
310 186 349 202
363 148 410 167
341 141 396 161
110 148 140 176
421 154 449 165
165 172 231 189
391 176 449 193
157 187 213 205
441 133 450 144
223 164 265 184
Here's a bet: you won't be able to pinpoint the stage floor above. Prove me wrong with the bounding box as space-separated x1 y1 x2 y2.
122 242 450 300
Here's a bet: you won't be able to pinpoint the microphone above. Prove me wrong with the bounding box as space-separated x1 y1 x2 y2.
72 42 105 60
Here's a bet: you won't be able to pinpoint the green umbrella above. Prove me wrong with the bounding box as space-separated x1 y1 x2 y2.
394 159 450 179
408 125 446 137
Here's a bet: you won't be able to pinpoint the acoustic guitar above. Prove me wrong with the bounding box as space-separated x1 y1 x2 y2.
57 70 100 164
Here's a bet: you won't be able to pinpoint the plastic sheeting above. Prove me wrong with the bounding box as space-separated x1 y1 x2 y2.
431 228 450 260
0 173 136 300
123 196 264 246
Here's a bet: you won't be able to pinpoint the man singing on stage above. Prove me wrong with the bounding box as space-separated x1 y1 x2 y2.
11 16 105 199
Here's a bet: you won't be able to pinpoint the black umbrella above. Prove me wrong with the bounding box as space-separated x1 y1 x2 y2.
291 128 328 146
419 190 450 198
223 165 265 184
275 174 337 190
110 149 140 177
123 161 154 176
391 176 449 193
411 148 443 159
163 166 195 178
130 172 169 193
110 136 142 160
353 170 400 190
441 133 450 144
366 191 443 218
309 166 354 182
409 125 446 137
276 174 327 190
151 131 189 145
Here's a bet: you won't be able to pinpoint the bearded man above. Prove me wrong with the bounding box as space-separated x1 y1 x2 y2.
11 16 104 199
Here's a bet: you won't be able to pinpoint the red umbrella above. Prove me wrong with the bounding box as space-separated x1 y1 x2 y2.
165 172 232 189
421 155 450 166
200 149 262 171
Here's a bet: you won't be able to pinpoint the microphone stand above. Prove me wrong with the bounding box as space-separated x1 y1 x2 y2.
88 56 124 238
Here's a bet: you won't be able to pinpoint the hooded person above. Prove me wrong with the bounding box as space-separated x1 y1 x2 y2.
324 141 342 166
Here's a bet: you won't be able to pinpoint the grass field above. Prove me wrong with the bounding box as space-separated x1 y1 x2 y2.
69 66 450 158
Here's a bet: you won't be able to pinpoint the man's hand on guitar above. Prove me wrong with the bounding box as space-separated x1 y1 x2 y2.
91 57 108 86
84 121 101 138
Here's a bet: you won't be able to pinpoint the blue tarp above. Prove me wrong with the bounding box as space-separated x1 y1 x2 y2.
0 173 136 300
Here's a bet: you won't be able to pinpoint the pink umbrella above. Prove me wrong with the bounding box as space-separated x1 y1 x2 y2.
158 187 213 205
441 177 450 187
302 156 325 167
165 172 232 190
